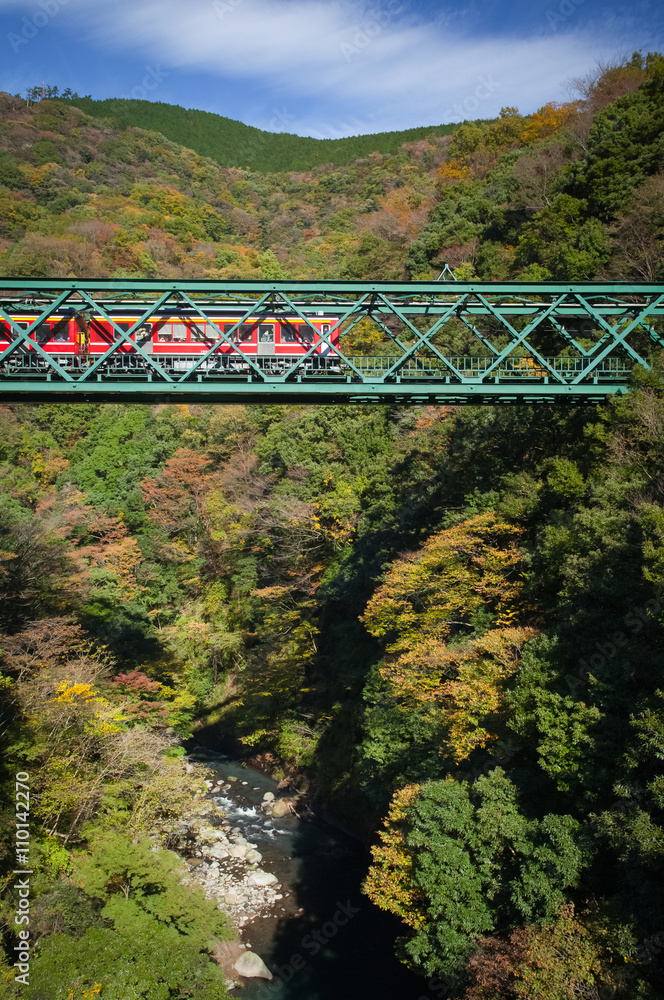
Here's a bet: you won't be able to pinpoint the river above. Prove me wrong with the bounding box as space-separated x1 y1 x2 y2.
190 747 435 1000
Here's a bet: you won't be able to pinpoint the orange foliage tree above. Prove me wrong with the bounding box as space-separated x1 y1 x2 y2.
141 448 220 542
462 904 625 999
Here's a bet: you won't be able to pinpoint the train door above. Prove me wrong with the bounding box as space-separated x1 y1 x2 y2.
257 323 275 356
319 322 331 356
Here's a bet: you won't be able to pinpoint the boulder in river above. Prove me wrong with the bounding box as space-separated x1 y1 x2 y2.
271 797 293 818
247 869 278 887
210 938 246 976
207 843 230 860
233 951 273 980
262 791 275 802
228 844 247 859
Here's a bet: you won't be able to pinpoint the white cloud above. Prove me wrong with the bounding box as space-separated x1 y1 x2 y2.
0 0 648 135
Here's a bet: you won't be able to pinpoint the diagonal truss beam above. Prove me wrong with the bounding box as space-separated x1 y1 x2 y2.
0 291 75 380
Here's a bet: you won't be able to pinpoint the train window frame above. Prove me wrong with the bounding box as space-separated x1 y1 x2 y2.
114 321 134 342
136 323 152 342
34 322 53 343
172 322 187 343
156 322 172 343
258 324 275 343
0 321 28 341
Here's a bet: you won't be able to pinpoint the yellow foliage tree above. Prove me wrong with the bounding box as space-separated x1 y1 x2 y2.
364 784 425 928
437 158 472 184
362 512 537 762
520 102 575 145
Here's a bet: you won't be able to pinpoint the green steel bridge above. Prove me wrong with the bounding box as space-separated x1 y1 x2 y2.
1 278 663 405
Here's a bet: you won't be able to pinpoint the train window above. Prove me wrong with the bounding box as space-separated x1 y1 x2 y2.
258 324 274 343
280 324 297 343
33 323 53 342
52 323 70 342
238 324 254 342
1 322 27 340
281 323 314 343
172 323 187 342
114 322 133 341
190 322 209 342
157 325 172 343
321 324 331 335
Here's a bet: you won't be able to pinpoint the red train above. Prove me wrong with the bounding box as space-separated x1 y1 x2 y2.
0 313 339 360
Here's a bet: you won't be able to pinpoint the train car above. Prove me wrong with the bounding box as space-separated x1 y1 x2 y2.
0 314 340 362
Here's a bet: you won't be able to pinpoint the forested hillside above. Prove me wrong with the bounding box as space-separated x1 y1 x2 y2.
2 51 664 999
63 95 460 173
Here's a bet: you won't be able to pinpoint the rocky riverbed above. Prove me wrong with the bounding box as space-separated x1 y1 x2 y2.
161 762 304 988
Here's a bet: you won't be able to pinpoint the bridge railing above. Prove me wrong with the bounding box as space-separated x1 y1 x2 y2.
0 352 633 382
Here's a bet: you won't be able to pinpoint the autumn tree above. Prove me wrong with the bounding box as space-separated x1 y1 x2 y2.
361 512 535 764
141 448 219 544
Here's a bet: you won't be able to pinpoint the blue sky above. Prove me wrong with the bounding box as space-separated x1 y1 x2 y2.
0 0 662 138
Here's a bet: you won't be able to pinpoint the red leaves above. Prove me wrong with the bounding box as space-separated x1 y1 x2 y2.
111 670 162 696
141 448 217 535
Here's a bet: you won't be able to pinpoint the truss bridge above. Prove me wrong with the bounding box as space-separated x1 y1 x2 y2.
1 278 662 404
